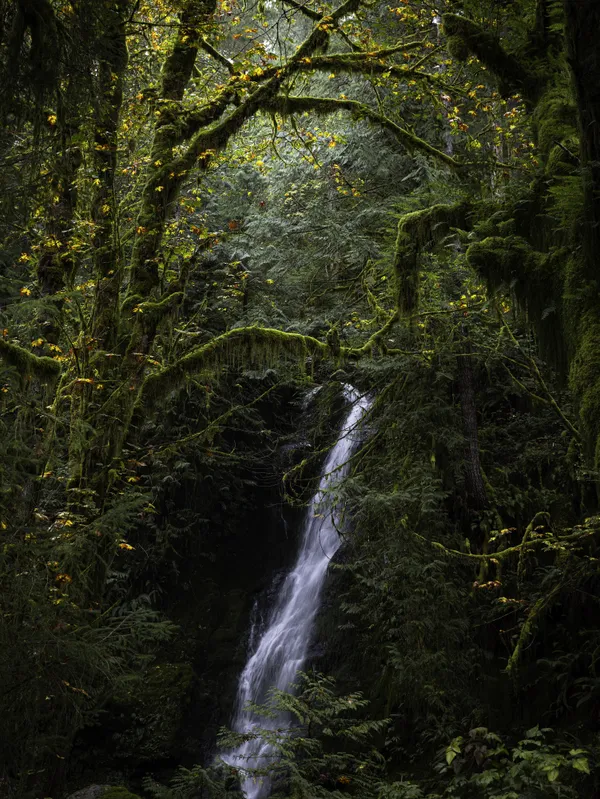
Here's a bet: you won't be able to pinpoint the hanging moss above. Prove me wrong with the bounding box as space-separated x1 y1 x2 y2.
393 202 470 314
139 327 328 408
0 339 61 381
466 235 567 369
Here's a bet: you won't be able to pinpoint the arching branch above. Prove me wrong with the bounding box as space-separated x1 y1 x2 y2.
263 95 460 167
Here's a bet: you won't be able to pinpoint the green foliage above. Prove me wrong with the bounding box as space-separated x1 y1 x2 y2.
1 0 600 795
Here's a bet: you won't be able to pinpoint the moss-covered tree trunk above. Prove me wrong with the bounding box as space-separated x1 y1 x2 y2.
442 2 600 473
563 1 600 468
564 0 600 278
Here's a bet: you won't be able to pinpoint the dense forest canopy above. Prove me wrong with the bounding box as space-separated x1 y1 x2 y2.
1 0 600 796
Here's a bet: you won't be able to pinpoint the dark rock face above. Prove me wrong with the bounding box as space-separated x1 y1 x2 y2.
65 787 114 799
66 382 344 791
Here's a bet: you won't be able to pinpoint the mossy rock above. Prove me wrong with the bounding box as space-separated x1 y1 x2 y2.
66 788 140 799
102 789 141 799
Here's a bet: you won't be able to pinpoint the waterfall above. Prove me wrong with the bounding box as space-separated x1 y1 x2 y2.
222 385 372 799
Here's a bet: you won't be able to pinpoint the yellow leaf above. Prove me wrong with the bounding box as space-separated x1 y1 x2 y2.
20 287 32 296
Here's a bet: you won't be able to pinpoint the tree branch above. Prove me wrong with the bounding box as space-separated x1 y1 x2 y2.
263 95 461 167
199 37 235 72
0 340 61 380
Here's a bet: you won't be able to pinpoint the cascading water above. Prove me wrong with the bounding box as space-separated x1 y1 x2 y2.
222 385 372 799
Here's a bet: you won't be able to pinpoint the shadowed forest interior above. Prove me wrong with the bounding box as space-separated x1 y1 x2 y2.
2 0 600 797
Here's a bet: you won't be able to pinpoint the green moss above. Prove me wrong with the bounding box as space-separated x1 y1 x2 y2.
0 339 61 381
139 326 327 408
135 291 183 322
442 13 537 102
467 236 566 368
393 201 470 313
532 84 577 160
569 311 600 468
546 133 579 175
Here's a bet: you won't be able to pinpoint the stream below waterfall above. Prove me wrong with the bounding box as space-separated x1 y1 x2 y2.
222 386 372 799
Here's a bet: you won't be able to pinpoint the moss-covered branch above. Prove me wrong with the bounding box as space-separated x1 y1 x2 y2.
138 311 401 409
282 0 321 21
128 0 217 298
138 327 327 407
394 202 470 313
199 38 234 72
347 311 399 356
442 13 538 103
252 40 428 82
0 340 61 380
263 96 460 168
128 0 360 300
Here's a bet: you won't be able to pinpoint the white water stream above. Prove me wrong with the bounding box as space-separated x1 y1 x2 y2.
222 386 371 799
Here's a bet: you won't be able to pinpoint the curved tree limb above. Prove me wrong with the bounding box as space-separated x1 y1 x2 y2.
263 95 460 167
0 339 61 380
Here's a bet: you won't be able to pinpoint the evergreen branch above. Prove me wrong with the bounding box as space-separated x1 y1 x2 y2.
152 380 284 456
497 310 581 440
138 312 399 411
263 96 460 167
